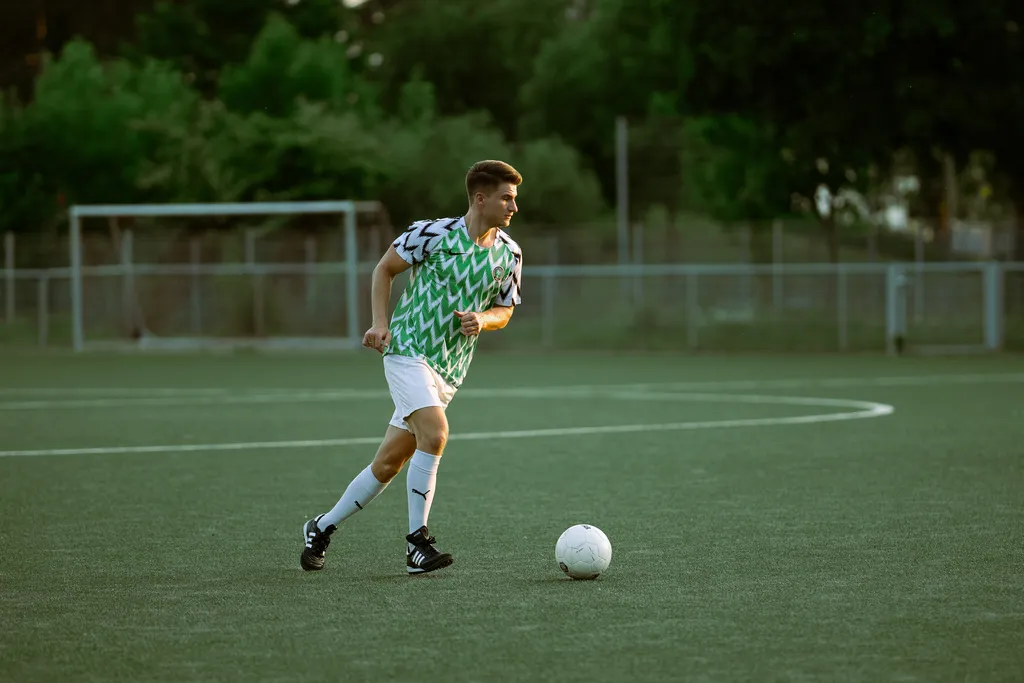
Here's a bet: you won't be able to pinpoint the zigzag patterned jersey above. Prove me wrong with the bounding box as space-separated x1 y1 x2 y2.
385 216 523 387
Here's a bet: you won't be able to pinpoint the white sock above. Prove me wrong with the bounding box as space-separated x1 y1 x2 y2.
407 449 441 538
319 465 388 530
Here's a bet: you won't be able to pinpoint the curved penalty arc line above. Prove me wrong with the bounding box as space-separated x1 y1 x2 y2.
0 393 894 458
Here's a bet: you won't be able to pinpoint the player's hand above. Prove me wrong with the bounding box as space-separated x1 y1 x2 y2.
454 310 483 336
362 325 391 353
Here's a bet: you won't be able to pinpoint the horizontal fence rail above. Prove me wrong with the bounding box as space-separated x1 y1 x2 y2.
2 261 1022 354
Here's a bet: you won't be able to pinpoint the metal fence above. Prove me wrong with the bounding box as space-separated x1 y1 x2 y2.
2 261 1021 353
3 212 1020 272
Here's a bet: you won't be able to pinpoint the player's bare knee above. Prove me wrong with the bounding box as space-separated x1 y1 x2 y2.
417 428 447 455
406 408 448 455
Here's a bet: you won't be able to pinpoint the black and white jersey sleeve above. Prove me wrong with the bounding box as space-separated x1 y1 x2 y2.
391 218 461 265
495 233 523 307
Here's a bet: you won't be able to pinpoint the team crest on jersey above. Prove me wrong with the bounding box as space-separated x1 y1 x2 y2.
492 265 506 282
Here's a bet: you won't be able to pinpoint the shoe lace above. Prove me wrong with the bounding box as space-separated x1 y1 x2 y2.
414 536 439 555
308 529 331 554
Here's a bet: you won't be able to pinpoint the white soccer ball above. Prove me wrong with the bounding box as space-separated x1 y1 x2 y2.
555 524 612 580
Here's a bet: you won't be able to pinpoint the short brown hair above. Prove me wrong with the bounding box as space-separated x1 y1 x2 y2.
466 160 522 201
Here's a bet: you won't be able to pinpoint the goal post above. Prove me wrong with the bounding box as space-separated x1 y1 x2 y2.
884 261 1004 355
69 201 382 352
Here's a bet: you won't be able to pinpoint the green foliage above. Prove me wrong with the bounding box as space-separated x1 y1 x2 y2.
220 15 375 119
131 0 349 94
375 73 605 228
520 0 697 193
138 100 389 208
135 100 244 204
681 116 794 224
2 0 1021 254
367 0 568 137
375 110 513 227
680 0 1023 239
0 94 56 235
24 40 197 206
512 139 606 226
395 68 437 128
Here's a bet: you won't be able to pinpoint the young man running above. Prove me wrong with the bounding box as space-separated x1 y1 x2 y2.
300 160 524 574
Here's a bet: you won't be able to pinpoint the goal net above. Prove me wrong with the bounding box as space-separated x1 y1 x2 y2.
68 201 389 352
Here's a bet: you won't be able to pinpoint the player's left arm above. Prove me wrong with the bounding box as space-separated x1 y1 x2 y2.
455 305 514 335
455 248 522 336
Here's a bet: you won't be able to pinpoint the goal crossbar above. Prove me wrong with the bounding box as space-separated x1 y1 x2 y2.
70 201 381 219
69 201 377 352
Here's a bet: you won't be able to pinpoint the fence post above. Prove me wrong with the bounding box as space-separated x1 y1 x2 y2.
687 270 699 350
37 275 49 347
246 229 265 337
632 222 644 307
837 264 848 351
541 235 558 348
983 262 1003 351
120 228 134 337
4 232 13 324
772 220 784 309
344 207 359 346
305 236 317 315
70 208 83 352
615 115 629 302
914 228 925 324
740 226 753 310
886 264 908 355
190 238 202 335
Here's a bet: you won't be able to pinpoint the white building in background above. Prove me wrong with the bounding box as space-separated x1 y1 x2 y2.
815 174 1013 259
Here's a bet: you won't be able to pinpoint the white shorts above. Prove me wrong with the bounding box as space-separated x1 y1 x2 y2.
383 354 458 431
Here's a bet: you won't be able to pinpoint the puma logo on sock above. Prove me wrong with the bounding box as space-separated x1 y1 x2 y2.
412 488 430 500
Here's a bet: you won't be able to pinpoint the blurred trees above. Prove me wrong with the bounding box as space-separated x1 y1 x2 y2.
0 0 1020 258
0 40 198 234
0 4 603 233
366 0 568 139
129 0 353 95
520 0 696 199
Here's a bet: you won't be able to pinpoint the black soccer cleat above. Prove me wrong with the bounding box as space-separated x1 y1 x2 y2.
300 514 336 571
406 526 454 575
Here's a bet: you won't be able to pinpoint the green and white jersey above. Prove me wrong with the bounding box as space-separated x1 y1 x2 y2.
385 216 523 387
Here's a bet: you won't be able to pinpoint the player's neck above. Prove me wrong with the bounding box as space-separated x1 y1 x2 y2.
464 212 498 246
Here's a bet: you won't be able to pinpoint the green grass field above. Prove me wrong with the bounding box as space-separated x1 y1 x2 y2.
2 350 1023 682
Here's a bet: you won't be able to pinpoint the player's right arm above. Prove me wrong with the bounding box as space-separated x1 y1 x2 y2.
364 218 451 352
363 246 412 353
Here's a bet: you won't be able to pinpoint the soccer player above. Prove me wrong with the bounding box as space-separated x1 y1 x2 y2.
300 160 524 574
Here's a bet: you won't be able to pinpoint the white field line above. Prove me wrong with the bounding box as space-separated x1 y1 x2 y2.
0 393 893 458
0 390 392 410
0 387 234 397
0 372 1020 411
0 371 1011 399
